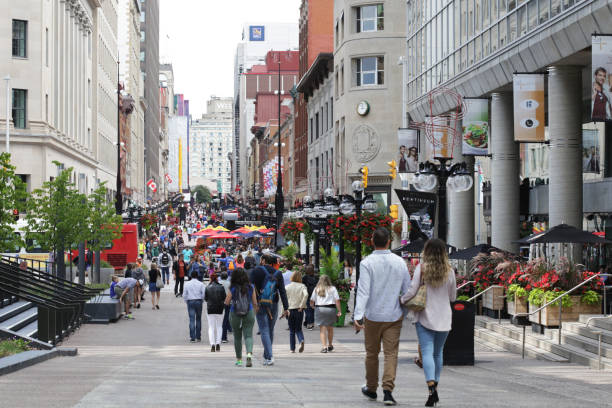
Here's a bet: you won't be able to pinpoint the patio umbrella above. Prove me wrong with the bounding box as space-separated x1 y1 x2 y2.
449 244 507 260
392 239 455 256
213 226 230 231
208 232 238 239
192 228 217 237
516 224 612 245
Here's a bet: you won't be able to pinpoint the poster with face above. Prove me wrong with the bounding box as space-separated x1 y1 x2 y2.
397 129 419 173
513 74 546 142
592 35 612 122
462 99 489 155
582 129 601 174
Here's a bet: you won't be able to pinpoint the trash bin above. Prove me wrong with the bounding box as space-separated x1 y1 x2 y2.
443 301 475 366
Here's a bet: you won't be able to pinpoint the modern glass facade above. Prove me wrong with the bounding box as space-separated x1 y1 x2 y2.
407 0 586 101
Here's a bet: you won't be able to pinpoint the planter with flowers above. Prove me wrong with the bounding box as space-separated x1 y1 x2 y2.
469 253 513 313
279 218 315 245
326 213 394 257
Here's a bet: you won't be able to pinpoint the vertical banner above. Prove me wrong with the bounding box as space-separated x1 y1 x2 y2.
462 99 489 155
394 190 438 240
513 74 545 142
592 35 612 122
425 117 453 159
397 129 419 173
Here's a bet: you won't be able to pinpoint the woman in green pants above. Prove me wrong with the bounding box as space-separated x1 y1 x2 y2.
224 268 258 367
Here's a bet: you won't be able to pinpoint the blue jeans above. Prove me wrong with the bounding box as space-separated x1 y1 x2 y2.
304 303 315 326
415 322 449 383
256 303 279 360
222 305 232 340
288 309 304 351
161 267 170 284
187 300 203 341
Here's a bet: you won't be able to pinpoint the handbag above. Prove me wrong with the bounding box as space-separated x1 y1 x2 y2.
402 277 426 312
156 273 164 289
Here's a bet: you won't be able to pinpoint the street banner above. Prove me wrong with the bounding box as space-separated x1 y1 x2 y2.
583 129 601 173
513 74 545 142
395 190 437 240
462 99 489 155
146 179 157 193
397 129 419 173
592 35 612 121
424 117 453 159
165 174 172 184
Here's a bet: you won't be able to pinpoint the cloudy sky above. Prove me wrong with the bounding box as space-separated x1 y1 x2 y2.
160 0 301 117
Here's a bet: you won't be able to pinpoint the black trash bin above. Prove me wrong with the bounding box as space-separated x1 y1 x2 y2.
443 301 475 366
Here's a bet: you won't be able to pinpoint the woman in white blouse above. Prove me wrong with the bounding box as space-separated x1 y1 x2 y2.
401 239 456 407
310 275 342 353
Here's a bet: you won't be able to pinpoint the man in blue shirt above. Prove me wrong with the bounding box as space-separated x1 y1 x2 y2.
250 254 289 366
182 247 193 263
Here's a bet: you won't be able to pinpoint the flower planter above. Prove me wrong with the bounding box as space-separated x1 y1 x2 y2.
507 294 529 316
482 286 504 311
528 295 581 327
579 300 602 315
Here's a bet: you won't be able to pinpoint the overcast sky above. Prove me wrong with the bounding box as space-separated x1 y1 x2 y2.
160 0 301 117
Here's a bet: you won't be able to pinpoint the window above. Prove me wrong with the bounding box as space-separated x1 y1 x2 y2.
45 94 48 122
356 5 384 32
12 20 27 58
45 28 49 66
315 112 320 139
140 51 145 62
12 89 27 129
309 118 313 143
355 56 384 86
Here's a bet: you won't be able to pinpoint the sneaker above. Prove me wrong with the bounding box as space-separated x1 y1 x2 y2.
197 339 202 342
211 346 216 352
262 359 270 366
320 348 328 353
246 355 252 367
235 360 243 366
361 386 377 401
299 341 305 353
268 357 274 366
383 390 397 406
222 340 228 344
327 345 334 352
125 314 134 320
156 305 160 310
190 339 196 343
216 344 220 352
136 304 141 309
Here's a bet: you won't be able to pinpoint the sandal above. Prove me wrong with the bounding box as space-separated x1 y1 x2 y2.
414 357 423 369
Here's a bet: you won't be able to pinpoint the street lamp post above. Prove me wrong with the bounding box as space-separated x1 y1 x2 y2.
274 61 284 249
115 60 123 215
412 159 473 241
4 75 10 155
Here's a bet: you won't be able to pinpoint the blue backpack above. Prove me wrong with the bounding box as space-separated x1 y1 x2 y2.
259 269 277 310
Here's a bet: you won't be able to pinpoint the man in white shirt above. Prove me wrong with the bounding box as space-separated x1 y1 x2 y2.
183 271 206 342
354 227 411 406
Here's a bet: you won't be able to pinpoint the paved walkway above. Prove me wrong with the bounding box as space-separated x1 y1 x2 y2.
1 279 612 407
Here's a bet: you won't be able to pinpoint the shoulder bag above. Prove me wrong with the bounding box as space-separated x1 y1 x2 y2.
402 277 426 312
155 271 164 289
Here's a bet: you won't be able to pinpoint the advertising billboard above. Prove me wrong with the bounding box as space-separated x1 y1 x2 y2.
462 98 489 155
513 74 546 142
249 26 265 41
397 128 419 173
592 35 612 121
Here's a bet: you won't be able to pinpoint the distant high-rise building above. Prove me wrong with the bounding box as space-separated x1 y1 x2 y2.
191 97 233 196
233 22 298 198
140 0 160 199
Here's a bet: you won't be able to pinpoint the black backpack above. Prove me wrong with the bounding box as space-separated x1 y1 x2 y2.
161 253 170 265
232 286 251 317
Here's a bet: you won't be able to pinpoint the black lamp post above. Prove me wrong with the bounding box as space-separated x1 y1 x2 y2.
412 159 473 242
274 61 284 249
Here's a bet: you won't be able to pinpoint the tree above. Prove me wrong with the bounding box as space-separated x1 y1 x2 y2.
86 182 123 282
25 163 89 279
0 153 27 253
192 185 212 204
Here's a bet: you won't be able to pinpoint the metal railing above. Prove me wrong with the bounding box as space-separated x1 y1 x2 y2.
584 315 612 370
0 258 103 344
513 273 610 359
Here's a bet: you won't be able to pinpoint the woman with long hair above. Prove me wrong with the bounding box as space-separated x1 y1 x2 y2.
401 239 456 407
310 275 341 353
235 254 245 269
285 271 308 353
224 267 258 367
148 263 161 310
205 273 227 352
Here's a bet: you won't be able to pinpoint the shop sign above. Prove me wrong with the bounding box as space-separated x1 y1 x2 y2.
395 190 437 240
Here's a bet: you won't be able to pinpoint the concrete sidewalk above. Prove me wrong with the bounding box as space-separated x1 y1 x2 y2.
1 280 612 407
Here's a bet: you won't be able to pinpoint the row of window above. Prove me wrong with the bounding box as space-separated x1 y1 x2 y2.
310 149 334 193
309 98 334 143
407 0 582 99
334 55 386 100
336 4 385 47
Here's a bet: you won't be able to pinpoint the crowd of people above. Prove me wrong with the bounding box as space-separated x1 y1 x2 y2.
109 202 457 407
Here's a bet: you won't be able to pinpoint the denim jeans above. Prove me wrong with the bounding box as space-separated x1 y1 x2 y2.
304 303 315 326
161 267 170 284
288 309 304 351
256 303 279 360
187 300 203 341
415 322 449 383
222 305 232 340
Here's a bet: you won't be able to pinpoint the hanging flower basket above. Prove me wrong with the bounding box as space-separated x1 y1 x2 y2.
279 218 315 243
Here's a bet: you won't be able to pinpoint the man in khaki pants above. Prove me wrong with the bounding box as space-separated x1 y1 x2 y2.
354 228 411 406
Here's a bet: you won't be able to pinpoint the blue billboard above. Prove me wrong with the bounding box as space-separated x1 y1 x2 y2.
249 26 265 42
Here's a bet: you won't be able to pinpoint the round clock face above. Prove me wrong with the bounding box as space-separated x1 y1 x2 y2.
357 101 370 116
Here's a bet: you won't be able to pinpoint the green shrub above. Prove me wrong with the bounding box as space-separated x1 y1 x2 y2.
100 260 112 268
507 283 528 300
456 295 470 301
581 290 601 305
0 339 30 358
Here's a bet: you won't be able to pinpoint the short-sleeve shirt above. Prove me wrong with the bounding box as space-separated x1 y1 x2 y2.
116 277 137 290
310 286 339 306
182 248 193 262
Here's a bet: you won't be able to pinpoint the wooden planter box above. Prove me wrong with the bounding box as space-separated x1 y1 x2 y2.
482 286 504 311
579 301 602 315
507 294 529 316
528 295 581 327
